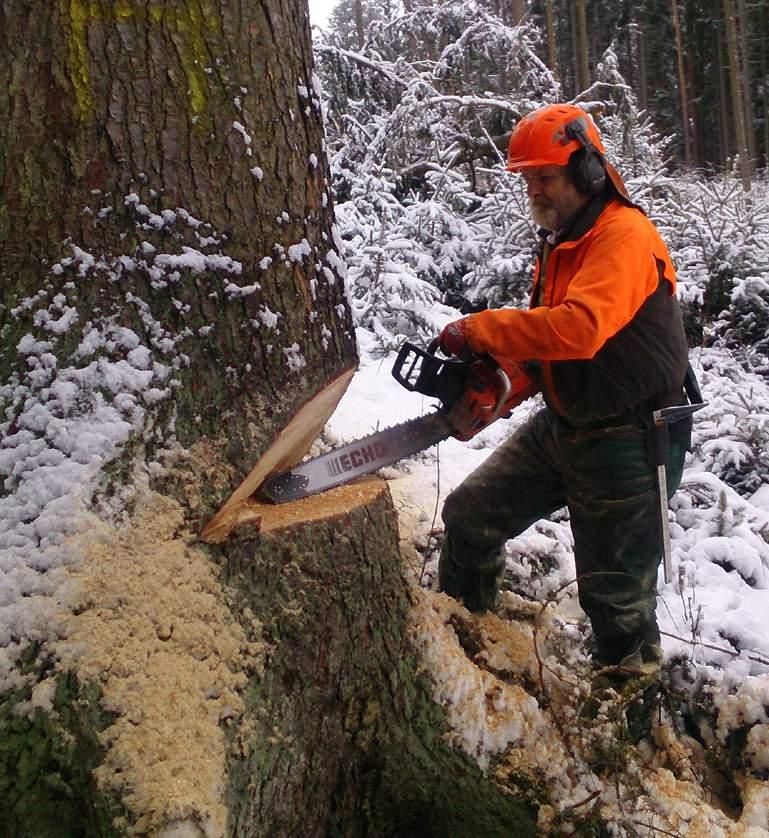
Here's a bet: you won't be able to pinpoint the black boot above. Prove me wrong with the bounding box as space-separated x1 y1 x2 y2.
438 533 505 613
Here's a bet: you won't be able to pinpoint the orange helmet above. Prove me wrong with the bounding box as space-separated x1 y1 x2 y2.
506 103 606 171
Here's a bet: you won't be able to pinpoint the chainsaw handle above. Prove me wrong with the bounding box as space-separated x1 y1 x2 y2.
391 340 467 406
391 339 512 435
484 361 512 424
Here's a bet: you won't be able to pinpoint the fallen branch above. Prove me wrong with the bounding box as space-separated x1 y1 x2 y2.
660 630 769 668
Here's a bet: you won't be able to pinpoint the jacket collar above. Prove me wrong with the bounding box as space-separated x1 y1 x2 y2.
553 190 611 245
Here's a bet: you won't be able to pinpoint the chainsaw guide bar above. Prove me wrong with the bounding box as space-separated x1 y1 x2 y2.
259 412 453 503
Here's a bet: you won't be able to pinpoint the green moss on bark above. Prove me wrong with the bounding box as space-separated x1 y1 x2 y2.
0 667 129 838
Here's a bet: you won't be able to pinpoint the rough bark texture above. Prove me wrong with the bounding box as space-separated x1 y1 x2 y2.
0 0 357 525
219 479 537 838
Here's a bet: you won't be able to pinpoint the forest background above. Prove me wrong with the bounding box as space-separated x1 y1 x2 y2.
310 0 769 485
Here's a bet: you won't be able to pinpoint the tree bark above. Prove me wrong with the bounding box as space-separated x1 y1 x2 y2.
763 3 769 169
716 24 731 166
671 0 693 166
736 0 757 168
635 19 647 114
0 0 357 525
573 0 590 93
354 0 365 49
220 479 538 837
545 0 559 82
0 1 542 834
722 0 752 189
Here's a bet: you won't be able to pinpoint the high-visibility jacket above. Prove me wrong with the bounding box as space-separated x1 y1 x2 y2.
464 194 690 426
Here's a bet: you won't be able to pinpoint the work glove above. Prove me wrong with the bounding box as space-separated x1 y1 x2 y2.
438 318 470 357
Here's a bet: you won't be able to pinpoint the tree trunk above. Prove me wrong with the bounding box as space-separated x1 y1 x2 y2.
736 0 757 168
716 24 732 167
511 0 526 26
354 0 365 49
0 0 357 524
636 20 647 114
722 0 752 189
574 0 590 93
763 4 769 169
545 0 559 82
0 1 541 834
671 0 693 166
220 479 538 837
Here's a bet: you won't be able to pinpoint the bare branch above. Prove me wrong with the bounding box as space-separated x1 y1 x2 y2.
424 94 521 116
315 44 408 88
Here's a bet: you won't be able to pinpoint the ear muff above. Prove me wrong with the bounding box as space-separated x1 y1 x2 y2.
564 117 607 196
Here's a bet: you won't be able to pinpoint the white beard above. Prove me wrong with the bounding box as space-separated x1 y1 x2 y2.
530 201 559 231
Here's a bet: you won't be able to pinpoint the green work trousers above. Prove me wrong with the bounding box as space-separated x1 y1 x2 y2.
439 407 687 666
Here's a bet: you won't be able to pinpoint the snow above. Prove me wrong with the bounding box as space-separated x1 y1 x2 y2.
2 13 769 826
320 326 769 764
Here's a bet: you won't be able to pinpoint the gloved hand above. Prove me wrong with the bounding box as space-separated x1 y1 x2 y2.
438 318 470 357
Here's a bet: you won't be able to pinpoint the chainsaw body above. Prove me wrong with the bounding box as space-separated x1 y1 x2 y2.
392 340 538 441
260 339 540 502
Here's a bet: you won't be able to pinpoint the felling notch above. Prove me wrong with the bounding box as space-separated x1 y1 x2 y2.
200 367 356 543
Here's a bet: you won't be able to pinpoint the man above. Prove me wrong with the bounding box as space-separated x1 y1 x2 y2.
437 103 691 678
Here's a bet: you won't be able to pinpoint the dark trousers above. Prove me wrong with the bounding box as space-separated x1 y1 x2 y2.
439 407 687 666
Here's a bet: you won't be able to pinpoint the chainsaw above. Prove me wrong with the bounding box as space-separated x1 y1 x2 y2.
259 340 539 503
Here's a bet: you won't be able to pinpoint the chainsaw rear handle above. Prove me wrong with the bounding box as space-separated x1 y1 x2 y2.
391 340 512 423
392 340 466 407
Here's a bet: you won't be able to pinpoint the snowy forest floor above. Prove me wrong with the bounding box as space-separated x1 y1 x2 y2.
320 327 769 835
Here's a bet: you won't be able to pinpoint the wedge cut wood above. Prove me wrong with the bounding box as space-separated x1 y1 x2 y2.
200 367 356 543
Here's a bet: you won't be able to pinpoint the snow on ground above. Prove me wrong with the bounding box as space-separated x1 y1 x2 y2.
329 331 769 680
319 329 769 833
326 330 769 813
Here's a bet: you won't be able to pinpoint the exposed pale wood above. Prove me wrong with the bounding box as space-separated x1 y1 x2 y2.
232 475 387 535
200 367 356 543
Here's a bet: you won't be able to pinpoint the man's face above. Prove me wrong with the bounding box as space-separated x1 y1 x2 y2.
521 165 589 232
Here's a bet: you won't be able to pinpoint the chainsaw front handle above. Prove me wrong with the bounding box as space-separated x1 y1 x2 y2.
484 362 512 424
392 339 529 441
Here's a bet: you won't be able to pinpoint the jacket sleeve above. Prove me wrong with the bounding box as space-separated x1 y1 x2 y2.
464 218 676 361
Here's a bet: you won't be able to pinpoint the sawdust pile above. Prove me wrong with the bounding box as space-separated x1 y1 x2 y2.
56 493 259 837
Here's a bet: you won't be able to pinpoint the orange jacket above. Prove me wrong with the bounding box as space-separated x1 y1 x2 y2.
464 196 689 424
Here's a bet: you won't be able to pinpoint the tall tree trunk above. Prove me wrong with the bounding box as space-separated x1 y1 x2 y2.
636 20 648 114
716 24 732 167
511 0 525 25
763 3 769 169
671 0 693 165
354 0 366 48
545 0 559 82
736 0 757 167
574 0 590 93
0 1 542 834
722 0 753 189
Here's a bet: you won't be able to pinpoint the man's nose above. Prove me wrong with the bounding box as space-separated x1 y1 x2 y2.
526 180 541 198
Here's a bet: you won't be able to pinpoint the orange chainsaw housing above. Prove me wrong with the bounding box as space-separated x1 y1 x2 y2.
447 356 540 441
